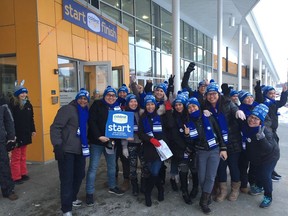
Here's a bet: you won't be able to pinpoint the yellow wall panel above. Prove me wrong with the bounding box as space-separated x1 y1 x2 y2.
122 30 129 55
115 50 123 66
102 38 108 60
108 48 116 65
72 24 85 38
87 32 98 61
72 35 86 60
43 133 55 162
0 0 14 26
57 21 73 57
0 26 16 53
107 39 116 49
97 36 103 61
55 1 62 23
37 0 55 27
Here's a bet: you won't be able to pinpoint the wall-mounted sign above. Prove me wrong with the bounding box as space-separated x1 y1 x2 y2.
105 111 134 139
63 0 117 43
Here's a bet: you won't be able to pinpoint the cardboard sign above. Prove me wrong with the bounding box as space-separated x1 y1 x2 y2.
105 110 134 139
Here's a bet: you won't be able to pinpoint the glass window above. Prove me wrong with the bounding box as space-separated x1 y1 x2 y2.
123 14 135 44
129 45 135 74
101 0 120 9
91 0 99 8
180 40 183 58
135 20 151 49
152 51 161 77
193 28 197 45
207 37 213 52
197 47 203 62
0 55 16 98
152 27 161 51
183 22 190 42
122 0 134 14
161 8 172 33
100 2 121 22
180 20 184 39
135 0 151 23
197 30 204 47
136 47 152 77
161 31 172 54
161 54 172 78
152 2 161 28
183 41 191 60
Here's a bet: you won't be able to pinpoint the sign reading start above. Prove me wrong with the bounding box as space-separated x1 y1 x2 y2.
105 111 134 139
63 0 117 43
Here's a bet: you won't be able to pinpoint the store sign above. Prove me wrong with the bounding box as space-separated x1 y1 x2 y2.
105 111 134 139
63 0 117 42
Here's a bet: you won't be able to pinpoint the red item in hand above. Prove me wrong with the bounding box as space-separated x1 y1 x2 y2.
150 138 161 147
165 100 172 111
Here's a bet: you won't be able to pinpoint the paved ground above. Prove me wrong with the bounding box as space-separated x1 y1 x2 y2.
1 121 288 216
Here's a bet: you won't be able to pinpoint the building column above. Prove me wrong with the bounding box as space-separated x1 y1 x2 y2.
172 0 181 92
217 0 223 86
237 24 242 90
249 43 253 93
264 67 268 86
258 58 262 83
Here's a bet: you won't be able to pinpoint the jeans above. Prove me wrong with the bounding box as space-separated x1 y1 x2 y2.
57 153 86 213
197 148 220 193
255 159 278 197
86 144 116 194
238 151 256 188
217 151 240 182
146 159 163 177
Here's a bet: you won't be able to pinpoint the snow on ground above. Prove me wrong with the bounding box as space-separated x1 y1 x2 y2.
278 106 288 123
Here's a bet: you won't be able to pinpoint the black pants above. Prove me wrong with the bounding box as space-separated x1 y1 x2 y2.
57 153 86 213
0 144 15 197
115 140 130 179
239 151 256 188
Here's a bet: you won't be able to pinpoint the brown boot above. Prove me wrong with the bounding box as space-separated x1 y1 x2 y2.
228 182 241 201
240 187 249 194
215 182 227 202
121 178 130 191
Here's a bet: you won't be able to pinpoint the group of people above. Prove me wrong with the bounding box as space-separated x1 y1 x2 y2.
50 62 287 216
0 81 36 201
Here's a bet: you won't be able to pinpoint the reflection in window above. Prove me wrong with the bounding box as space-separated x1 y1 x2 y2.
100 2 121 22
152 27 161 51
123 14 135 44
136 20 151 49
152 3 161 28
161 8 172 33
136 47 152 77
58 58 78 93
183 22 191 42
161 31 172 54
161 54 172 78
198 31 204 47
0 55 16 98
101 0 120 8
135 0 151 23
183 41 191 60
122 0 134 14
152 51 161 77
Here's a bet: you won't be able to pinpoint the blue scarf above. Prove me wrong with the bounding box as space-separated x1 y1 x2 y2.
241 123 259 150
239 101 259 117
209 103 228 144
187 111 218 149
102 98 120 110
143 112 162 136
77 104 89 157
117 97 126 107
264 97 275 108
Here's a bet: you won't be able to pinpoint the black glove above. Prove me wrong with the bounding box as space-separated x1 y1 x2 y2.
54 145 64 161
167 74 175 96
254 80 261 92
221 83 230 96
186 62 196 73
144 80 153 94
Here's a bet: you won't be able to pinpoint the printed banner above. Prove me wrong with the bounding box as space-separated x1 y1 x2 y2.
105 110 134 139
63 0 117 42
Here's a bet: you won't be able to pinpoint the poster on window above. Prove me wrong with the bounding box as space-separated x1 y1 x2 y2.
105 110 134 139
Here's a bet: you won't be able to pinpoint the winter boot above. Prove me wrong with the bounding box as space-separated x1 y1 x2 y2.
144 176 155 207
199 192 212 214
215 182 228 202
131 178 139 196
211 180 220 200
121 178 130 192
140 177 147 193
179 171 192 205
228 181 241 201
155 176 164 202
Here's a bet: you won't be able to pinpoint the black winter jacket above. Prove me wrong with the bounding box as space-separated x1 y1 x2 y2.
138 110 173 162
0 104 15 143
9 100 35 146
204 95 242 154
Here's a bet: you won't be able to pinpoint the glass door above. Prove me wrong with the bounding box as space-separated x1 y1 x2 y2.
79 61 112 99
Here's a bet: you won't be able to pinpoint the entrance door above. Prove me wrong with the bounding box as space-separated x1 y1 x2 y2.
79 61 112 98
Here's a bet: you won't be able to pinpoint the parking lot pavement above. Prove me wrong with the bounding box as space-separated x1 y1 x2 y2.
1 122 287 216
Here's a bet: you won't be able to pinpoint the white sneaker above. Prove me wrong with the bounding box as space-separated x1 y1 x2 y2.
63 211 72 216
72 199 82 207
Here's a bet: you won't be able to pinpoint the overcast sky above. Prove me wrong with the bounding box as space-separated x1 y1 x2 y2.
253 0 288 81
